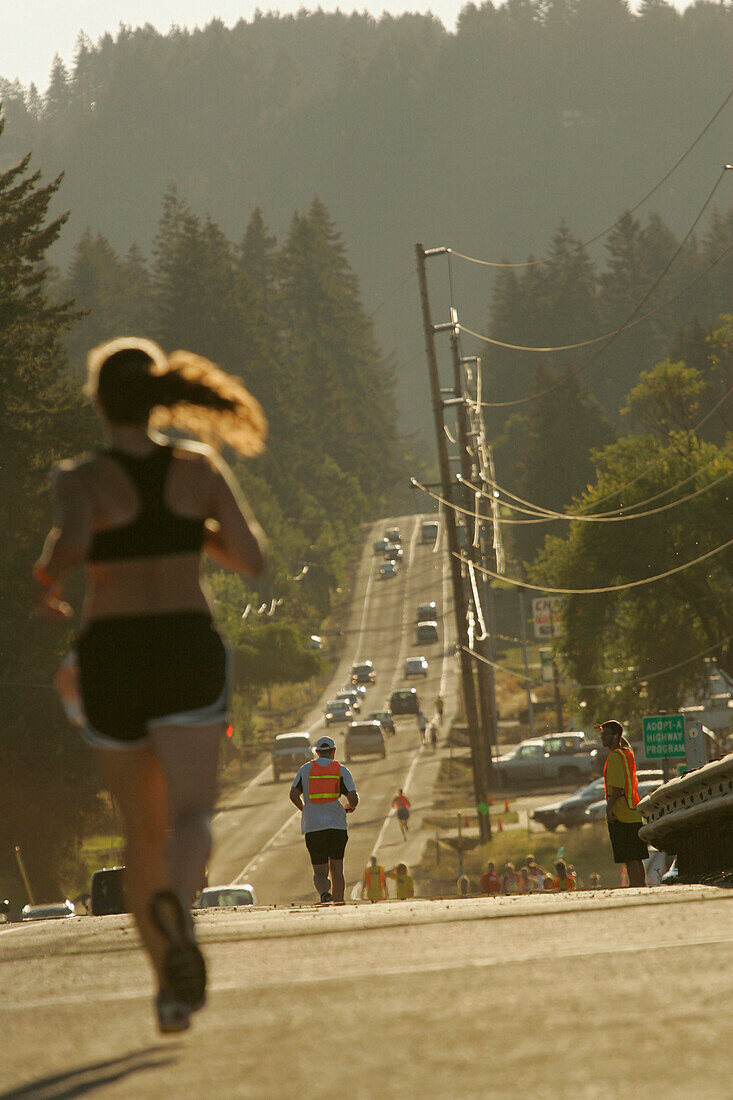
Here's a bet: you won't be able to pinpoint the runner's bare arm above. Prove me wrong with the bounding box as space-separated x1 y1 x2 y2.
205 453 266 575
289 788 304 811
35 466 93 579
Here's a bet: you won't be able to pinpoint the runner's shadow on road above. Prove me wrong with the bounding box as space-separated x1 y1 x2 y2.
2 1046 181 1099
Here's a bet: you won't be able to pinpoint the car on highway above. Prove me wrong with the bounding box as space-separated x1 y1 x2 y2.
416 621 439 645
336 687 361 712
196 883 257 908
351 661 376 686
584 779 665 823
373 536 389 554
21 900 75 921
324 699 353 727
493 733 600 787
369 710 395 736
417 601 437 623
379 561 398 579
405 655 429 678
344 720 386 762
271 731 314 782
385 527 401 544
390 687 419 715
383 544 403 563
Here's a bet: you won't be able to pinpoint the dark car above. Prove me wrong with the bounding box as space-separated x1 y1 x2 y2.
390 687 419 716
416 601 437 623
369 710 395 735
351 661 376 686
271 731 314 782
557 769 664 828
324 699 353 727
383 545 403 563
529 800 564 832
385 527 401 545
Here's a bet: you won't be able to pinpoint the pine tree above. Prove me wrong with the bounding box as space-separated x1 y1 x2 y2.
0 122 99 898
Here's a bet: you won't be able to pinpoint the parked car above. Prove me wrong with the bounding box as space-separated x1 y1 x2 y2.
344 720 386 762
325 699 353 727
405 655 429 678
417 621 439 645
373 536 389 554
390 687 419 716
385 527 401 544
556 770 664 828
493 733 600 786
379 561 398 579
584 779 665 823
369 710 395 736
21 900 75 921
196 883 257 908
421 519 439 544
308 635 323 650
529 800 565 832
351 661 376 685
417 601 437 623
336 688 361 712
271 731 314 782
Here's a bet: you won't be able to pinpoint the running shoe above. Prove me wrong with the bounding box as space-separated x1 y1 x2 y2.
320 890 333 903
155 988 191 1034
149 889 206 1010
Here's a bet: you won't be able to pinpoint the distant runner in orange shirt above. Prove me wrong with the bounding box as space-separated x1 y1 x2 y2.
393 789 411 838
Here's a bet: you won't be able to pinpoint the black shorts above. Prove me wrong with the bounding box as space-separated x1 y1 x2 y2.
396 807 410 821
76 612 228 748
607 819 649 863
305 829 348 865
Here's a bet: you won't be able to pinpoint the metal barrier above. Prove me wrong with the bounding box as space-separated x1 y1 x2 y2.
638 752 733 882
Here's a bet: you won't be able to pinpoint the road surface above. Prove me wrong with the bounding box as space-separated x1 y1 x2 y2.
210 513 459 904
2 886 732 1097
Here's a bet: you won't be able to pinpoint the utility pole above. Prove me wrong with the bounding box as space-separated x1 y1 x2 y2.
517 586 536 738
548 601 564 730
449 338 496 785
416 243 491 841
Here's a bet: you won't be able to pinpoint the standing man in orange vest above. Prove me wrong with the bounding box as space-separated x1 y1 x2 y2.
290 735 358 904
361 855 388 901
597 720 648 888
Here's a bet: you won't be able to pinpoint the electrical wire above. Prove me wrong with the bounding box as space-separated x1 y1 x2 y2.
462 631 733 690
456 534 733 595
459 169 728 359
445 85 733 271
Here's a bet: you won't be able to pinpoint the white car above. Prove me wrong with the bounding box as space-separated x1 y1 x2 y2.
404 655 429 678
196 884 257 908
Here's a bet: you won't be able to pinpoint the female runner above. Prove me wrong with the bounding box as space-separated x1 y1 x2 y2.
34 337 266 1033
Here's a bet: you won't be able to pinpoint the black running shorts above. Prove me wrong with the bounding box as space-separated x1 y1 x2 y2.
607 819 649 863
77 611 228 748
305 829 349 865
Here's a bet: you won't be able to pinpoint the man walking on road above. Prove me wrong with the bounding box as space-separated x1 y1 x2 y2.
290 735 358 903
361 856 387 901
597 720 648 888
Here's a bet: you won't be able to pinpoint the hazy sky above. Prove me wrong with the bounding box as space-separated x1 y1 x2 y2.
3 0 695 91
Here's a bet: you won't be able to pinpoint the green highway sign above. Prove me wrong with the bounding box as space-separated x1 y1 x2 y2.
642 714 686 759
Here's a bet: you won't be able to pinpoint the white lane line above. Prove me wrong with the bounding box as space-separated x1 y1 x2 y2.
233 810 300 883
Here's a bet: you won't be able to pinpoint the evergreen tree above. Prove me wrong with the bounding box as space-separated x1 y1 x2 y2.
0 123 99 898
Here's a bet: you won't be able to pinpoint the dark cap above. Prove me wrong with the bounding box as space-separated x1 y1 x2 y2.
595 720 623 737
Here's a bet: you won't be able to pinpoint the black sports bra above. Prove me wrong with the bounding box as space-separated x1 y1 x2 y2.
87 444 205 562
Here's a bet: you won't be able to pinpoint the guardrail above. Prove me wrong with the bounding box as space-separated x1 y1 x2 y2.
638 752 733 882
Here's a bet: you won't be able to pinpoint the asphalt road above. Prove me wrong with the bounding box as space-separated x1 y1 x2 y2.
3 887 732 1097
209 513 460 905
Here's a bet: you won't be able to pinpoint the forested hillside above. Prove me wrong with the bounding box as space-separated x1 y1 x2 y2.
1 0 731 429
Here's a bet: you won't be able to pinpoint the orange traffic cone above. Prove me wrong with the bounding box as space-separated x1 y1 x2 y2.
488 795 493 807
497 819 503 832
504 798 510 813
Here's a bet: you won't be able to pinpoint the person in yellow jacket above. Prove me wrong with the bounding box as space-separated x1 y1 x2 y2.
553 859 577 891
596 719 648 888
361 855 387 901
386 863 415 900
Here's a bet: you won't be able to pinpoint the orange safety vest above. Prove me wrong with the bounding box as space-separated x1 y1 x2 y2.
365 865 386 892
308 759 342 802
604 746 640 810
554 875 577 891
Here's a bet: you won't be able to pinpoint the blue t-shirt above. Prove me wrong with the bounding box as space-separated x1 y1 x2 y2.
292 758 356 834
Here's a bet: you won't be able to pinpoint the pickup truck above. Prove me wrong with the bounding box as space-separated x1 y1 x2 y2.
492 733 600 787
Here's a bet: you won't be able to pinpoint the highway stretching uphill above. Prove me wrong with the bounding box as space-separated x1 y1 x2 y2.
210 513 458 905
3 516 733 1098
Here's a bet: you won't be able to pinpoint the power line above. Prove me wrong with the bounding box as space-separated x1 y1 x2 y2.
460 168 729 360
446 85 733 271
456 534 733 595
